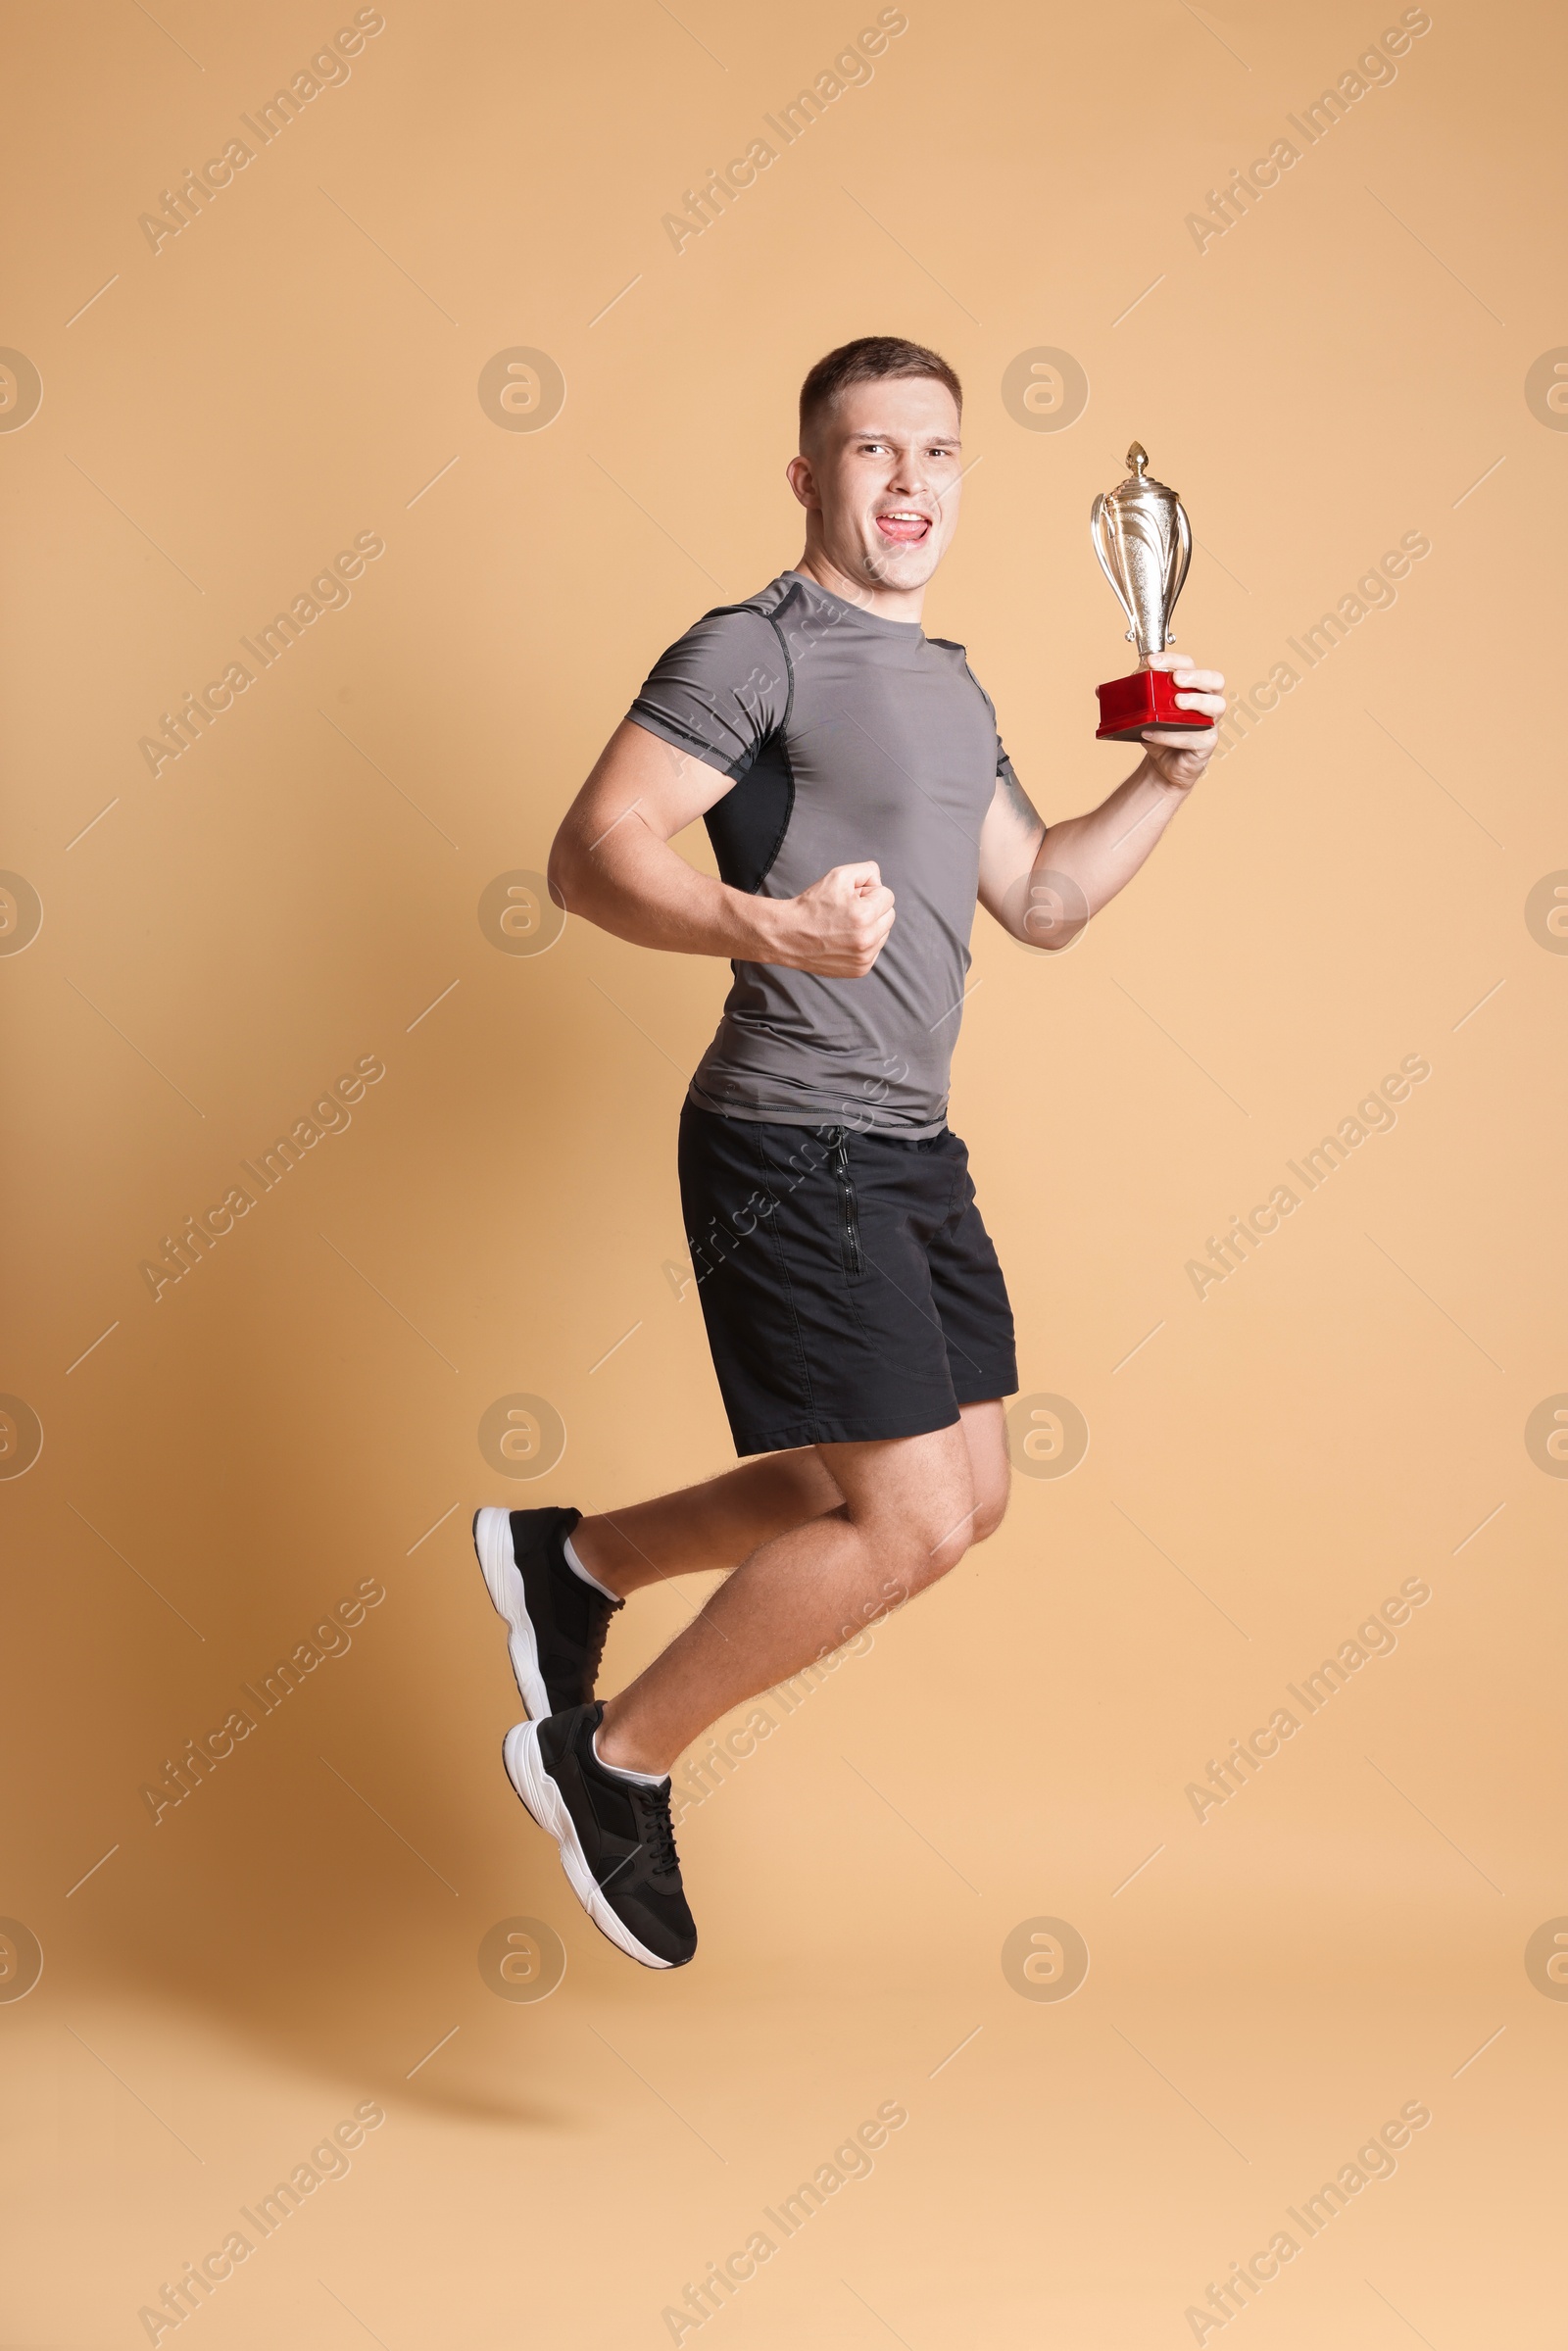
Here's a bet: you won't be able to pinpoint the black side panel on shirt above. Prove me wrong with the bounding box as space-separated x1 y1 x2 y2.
627 597 796 895
701 735 794 894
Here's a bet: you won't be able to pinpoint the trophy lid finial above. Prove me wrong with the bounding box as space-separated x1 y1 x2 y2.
1126 441 1149 477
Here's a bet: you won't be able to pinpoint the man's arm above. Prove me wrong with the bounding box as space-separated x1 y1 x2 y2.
977 649 1226 948
548 718 896 978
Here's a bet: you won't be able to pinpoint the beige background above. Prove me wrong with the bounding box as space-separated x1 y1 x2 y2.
3 0 1565 2342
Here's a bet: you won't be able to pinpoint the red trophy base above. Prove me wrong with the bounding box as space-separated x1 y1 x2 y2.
1095 665 1216 743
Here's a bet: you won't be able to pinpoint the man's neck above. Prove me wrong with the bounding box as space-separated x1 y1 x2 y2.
792 546 925 625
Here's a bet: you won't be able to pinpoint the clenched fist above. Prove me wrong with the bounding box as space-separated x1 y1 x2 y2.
768 860 896 977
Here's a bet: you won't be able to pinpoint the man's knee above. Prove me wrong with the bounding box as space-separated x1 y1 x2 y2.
878 1486 980 1592
968 1468 1010 1545
830 1424 982 1594
957 1400 1010 1545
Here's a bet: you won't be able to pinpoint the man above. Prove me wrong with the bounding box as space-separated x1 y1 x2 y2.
473 335 1224 1969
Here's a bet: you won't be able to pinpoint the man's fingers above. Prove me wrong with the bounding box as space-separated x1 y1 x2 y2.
856 913 896 954
833 859 882 891
1148 648 1223 676
1150 651 1225 687
1173 691 1227 715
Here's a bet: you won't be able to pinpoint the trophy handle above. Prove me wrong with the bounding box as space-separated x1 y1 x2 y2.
1089 492 1141 648
1165 501 1192 649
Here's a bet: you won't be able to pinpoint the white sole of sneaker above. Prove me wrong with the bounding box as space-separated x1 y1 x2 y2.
501 1721 673 1972
473 1507 550 1720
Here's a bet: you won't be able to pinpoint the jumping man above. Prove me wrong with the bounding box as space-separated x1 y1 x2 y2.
473 335 1225 1968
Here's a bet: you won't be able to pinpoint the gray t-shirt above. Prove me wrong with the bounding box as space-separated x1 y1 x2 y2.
628 571 1016 1139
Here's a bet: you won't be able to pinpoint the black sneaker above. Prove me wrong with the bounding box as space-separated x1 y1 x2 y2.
473 1505 623 1720
503 1702 697 1970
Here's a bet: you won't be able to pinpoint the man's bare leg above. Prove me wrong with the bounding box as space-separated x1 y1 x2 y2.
597 1402 1009 1775
569 1448 844 1595
571 1398 1008 1599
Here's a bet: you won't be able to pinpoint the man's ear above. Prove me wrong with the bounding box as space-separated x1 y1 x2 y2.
786 453 819 511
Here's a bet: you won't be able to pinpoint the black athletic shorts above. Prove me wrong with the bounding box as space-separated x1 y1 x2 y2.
678 1104 1018 1456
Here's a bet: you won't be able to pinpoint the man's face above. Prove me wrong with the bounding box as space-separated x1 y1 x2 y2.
789 376 963 594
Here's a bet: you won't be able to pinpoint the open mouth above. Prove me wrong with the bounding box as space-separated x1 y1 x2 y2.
873 510 933 545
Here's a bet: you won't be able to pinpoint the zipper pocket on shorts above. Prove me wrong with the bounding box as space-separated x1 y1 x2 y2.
828 1129 863 1283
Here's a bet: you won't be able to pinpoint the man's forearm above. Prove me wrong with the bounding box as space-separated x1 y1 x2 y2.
1030 757 1187 918
979 647 1225 945
551 819 783 961
550 718 897 979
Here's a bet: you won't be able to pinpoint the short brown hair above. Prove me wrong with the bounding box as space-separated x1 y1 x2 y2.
799 335 962 446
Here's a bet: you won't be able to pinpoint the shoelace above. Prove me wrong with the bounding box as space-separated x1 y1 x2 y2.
635 1786 681 1880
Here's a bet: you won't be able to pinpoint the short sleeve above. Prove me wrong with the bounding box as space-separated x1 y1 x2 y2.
960 660 1016 790
627 605 790 778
